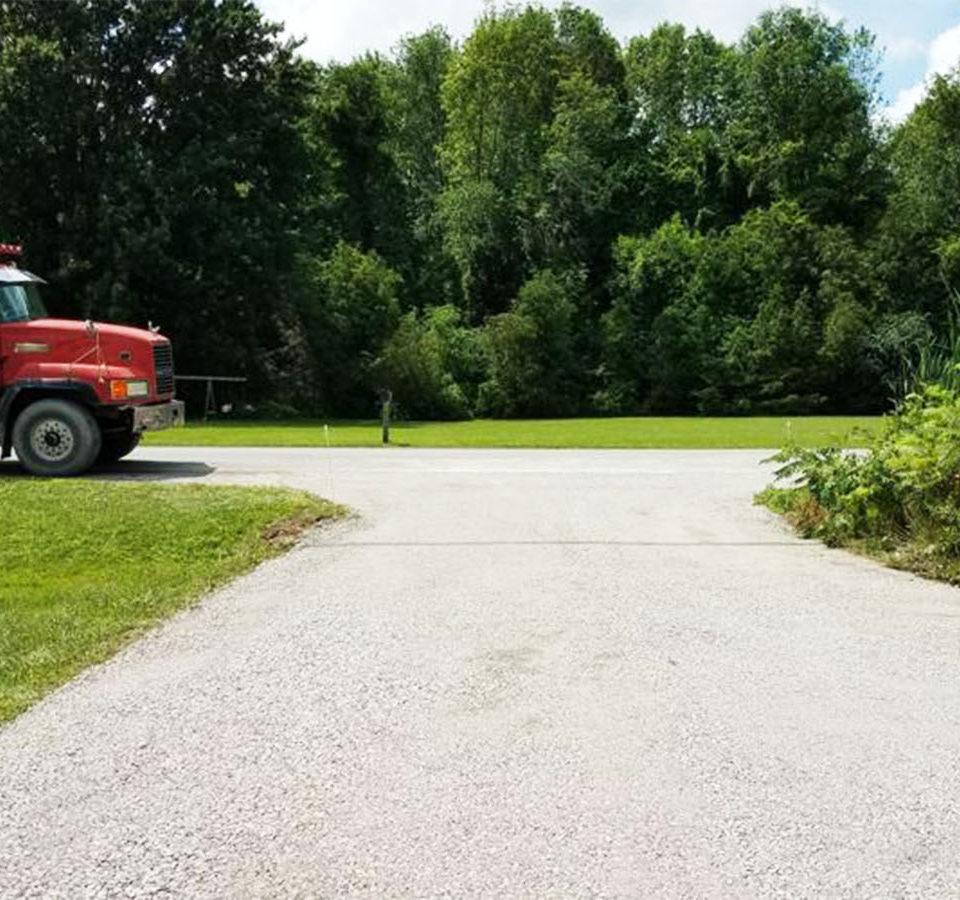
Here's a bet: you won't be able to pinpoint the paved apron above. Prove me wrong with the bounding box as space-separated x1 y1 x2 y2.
1 448 958 896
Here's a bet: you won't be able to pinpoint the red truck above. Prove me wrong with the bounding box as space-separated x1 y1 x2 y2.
0 244 184 476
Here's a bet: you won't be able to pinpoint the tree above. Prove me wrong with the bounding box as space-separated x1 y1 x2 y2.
299 242 402 415
480 269 584 416
373 305 484 419
307 55 411 271
439 6 560 319
528 72 631 274
603 203 884 413
0 0 314 392
730 8 886 229
877 71 960 325
384 28 459 308
624 24 739 231
599 218 705 412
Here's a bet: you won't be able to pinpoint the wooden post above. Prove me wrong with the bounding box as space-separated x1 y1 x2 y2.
203 378 216 422
379 389 393 444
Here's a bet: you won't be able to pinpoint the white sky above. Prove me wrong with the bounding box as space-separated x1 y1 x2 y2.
255 1 960 122
258 0 828 60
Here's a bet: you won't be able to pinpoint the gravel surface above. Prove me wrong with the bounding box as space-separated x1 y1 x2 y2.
2 447 959 897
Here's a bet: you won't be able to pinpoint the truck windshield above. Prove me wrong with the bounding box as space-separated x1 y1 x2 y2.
0 283 47 323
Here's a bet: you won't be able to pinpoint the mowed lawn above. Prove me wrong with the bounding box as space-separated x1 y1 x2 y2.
146 416 880 449
0 480 342 722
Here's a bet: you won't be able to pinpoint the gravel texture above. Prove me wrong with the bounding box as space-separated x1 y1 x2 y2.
2 447 959 897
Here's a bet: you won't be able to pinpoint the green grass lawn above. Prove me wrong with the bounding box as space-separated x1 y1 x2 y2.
0 480 342 722
145 415 880 449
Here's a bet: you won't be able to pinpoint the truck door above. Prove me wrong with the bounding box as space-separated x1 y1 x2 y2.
0 285 10 392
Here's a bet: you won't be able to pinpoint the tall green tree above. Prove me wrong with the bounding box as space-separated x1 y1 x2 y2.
307 55 411 271
299 241 402 415
0 0 313 391
877 71 960 324
385 28 458 307
439 5 559 320
625 24 739 231
730 8 886 229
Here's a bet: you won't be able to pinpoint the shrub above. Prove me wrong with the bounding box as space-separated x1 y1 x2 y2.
372 305 483 420
479 268 584 417
760 383 960 580
299 242 402 415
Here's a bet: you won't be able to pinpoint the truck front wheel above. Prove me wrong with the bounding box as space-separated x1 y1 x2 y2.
12 398 102 477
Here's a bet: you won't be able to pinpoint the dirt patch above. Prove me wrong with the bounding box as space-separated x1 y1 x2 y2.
262 506 347 550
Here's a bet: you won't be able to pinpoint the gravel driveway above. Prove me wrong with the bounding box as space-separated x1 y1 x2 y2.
2 447 959 897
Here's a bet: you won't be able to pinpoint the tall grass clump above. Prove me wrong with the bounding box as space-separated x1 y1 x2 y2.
889 290 960 397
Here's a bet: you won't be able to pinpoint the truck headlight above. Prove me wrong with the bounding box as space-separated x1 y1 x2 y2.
110 379 149 400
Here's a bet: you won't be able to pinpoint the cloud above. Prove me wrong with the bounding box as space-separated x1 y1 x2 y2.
883 23 960 124
929 22 960 73
256 0 481 64
255 0 839 64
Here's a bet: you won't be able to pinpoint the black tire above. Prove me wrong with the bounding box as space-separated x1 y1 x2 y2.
97 431 141 465
12 398 102 477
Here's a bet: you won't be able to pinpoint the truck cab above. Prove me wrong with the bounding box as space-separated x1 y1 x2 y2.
0 244 184 476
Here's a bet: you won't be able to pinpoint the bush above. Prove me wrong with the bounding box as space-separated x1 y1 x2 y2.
299 242 402 415
372 305 483 419
760 383 960 581
479 269 584 417
601 203 885 414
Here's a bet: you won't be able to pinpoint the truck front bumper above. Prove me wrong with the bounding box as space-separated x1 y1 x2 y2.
132 400 186 433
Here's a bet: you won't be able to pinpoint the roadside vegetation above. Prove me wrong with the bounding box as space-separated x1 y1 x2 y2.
0 481 342 722
145 416 878 450
758 384 960 584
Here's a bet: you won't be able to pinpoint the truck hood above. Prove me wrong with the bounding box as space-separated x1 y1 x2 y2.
4 317 174 403
26 318 169 345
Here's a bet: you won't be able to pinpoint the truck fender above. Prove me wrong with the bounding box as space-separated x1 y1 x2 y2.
0 380 101 459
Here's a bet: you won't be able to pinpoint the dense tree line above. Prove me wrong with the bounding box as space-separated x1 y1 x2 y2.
0 0 957 418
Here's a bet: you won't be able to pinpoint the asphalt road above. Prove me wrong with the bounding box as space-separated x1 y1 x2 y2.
2 447 960 897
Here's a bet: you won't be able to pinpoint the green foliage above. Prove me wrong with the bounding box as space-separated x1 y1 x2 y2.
439 178 520 321
299 242 402 415
373 305 483 419
0 0 313 391
761 385 960 582
0 3 953 420
599 217 705 411
385 28 459 306
0 480 342 721
480 269 584 417
603 203 883 414
531 71 631 269
307 55 411 268
731 8 885 228
625 24 738 230
876 70 960 330
890 295 960 396
439 4 628 319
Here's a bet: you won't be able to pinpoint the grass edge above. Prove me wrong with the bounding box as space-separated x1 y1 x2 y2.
1 490 348 725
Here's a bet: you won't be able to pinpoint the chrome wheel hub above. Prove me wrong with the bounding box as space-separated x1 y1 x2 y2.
30 418 75 462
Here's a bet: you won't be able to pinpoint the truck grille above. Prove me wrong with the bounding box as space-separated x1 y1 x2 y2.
153 342 174 395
